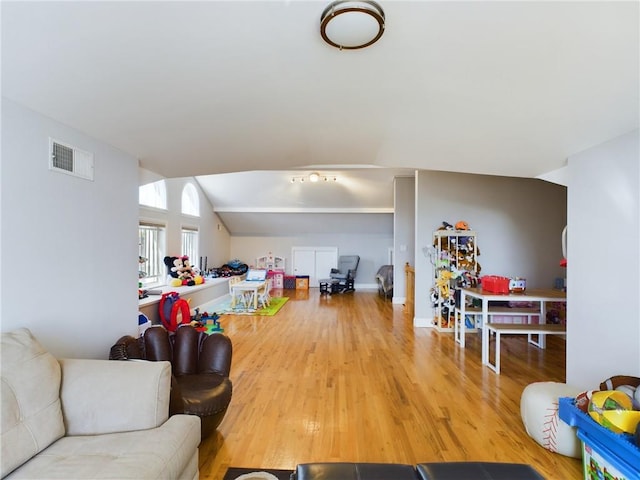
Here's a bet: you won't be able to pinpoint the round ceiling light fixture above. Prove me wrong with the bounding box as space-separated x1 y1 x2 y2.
320 1 385 50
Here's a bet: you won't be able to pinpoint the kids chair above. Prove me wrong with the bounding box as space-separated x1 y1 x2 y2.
110 325 233 439
330 255 360 293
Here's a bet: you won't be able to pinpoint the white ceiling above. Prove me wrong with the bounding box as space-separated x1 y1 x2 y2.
2 1 638 234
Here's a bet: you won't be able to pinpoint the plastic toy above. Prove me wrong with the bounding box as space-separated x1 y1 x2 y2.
588 390 634 433
192 308 223 333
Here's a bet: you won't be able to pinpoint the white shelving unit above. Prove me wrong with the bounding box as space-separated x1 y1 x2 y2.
432 230 479 331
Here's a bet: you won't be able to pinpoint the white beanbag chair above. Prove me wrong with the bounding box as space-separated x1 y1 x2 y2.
520 381 582 458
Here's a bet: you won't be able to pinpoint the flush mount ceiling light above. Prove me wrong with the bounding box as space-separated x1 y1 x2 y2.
320 1 385 50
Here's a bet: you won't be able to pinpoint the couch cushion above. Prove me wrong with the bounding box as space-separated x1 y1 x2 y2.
1 328 65 477
59 359 172 435
3 415 201 480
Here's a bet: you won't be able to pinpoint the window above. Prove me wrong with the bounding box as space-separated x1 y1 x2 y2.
139 223 166 286
139 180 167 209
181 183 200 216
182 227 198 270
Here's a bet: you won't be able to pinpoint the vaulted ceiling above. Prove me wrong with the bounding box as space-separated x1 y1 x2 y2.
2 1 638 230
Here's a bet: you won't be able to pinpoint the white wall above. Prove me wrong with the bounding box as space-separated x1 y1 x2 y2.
393 176 415 303
414 171 567 326
139 177 231 272
229 233 393 287
1 99 139 358
566 129 640 389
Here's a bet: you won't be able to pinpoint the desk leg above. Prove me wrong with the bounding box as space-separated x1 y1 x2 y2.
459 293 467 348
495 331 501 374
536 301 547 349
231 291 237 308
485 329 500 374
481 300 490 365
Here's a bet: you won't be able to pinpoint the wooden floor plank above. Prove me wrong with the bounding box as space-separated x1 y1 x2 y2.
198 290 581 479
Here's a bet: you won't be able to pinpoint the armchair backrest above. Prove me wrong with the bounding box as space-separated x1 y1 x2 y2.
110 325 232 378
337 255 360 278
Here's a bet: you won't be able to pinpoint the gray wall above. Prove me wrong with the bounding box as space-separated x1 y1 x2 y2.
414 171 567 326
1 99 139 358
393 176 416 303
566 129 639 389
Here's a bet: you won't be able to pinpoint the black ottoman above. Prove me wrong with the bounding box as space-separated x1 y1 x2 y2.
319 278 340 295
417 462 544 480
293 462 418 480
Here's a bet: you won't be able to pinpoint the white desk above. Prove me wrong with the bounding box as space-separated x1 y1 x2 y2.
230 280 265 311
459 287 567 368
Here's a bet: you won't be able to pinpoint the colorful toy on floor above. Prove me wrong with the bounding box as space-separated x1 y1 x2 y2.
192 308 223 333
159 292 192 332
138 313 151 337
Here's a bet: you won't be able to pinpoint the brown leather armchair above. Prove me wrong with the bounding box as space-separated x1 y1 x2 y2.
110 325 232 438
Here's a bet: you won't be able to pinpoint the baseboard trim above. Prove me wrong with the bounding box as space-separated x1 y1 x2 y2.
413 317 435 328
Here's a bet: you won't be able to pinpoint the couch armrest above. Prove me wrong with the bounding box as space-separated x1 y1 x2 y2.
59 358 171 436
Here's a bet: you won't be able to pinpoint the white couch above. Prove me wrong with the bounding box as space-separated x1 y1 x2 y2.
1 328 201 479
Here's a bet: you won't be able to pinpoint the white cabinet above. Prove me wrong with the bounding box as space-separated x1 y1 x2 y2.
432 230 479 331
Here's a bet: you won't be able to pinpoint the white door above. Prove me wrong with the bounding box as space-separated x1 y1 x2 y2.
292 249 315 277
315 250 337 280
292 247 338 286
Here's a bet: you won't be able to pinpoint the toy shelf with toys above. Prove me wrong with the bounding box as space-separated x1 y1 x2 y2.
431 224 479 332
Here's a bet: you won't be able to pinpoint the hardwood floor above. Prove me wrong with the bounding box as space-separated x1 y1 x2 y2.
198 289 582 479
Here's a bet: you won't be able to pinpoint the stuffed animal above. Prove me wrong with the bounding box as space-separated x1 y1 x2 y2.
164 256 184 287
180 256 204 286
163 255 205 287
436 270 454 300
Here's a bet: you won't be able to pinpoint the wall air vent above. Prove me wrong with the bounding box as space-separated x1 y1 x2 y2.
49 138 94 181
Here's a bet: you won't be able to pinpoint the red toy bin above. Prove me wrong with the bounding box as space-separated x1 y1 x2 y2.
481 275 510 293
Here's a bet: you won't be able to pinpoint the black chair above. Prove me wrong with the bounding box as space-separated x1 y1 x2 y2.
330 255 360 293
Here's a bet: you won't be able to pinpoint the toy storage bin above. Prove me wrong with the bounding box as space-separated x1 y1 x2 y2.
481 275 510 293
295 275 309 290
558 397 640 480
284 276 296 289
